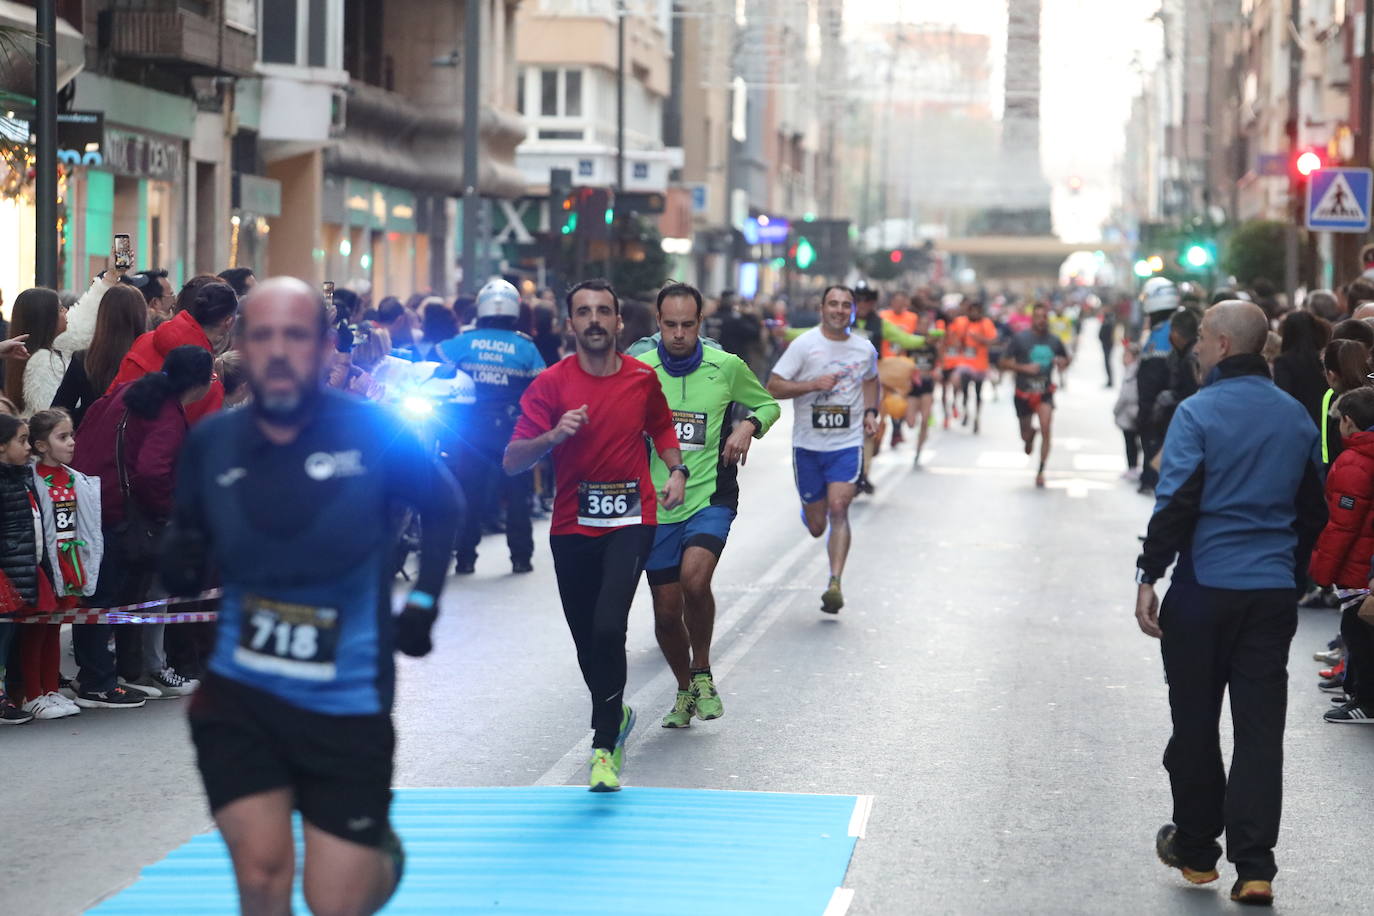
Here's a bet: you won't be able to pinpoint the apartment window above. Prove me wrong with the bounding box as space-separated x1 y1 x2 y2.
565 70 582 117
261 2 298 64
262 0 343 71
516 73 526 114
538 129 584 140
541 70 559 117
535 68 586 118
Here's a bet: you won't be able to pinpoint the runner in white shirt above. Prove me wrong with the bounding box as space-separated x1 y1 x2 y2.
767 285 879 614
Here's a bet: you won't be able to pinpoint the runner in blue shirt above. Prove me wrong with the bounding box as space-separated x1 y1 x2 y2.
163 277 461 916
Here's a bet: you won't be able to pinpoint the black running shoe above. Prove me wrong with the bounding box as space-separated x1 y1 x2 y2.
512 559 533 574
73 686 147 709
454 560 476 575
1324 701 1374 724
0 695 34 725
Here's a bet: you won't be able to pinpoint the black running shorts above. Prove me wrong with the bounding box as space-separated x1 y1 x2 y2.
188 674 394 847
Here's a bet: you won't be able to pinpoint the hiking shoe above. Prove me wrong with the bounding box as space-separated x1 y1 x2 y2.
149 667 198 697
661 690 695 728
821 577 844 614
1230 879 1273 906
691 672 723 720
1155 824 1219 885
73 685 146 709
1324 701 1374 724
23 693 78 720
119 676 163 699
0 695 34 725
611 704 636 774
588 748 620 792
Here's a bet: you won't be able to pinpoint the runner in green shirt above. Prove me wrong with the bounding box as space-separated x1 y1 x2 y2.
633 283 780 728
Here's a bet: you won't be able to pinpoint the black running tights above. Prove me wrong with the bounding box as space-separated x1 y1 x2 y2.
550 525 655 749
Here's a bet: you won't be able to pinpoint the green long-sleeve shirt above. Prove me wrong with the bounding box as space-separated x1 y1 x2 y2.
637 344 781 524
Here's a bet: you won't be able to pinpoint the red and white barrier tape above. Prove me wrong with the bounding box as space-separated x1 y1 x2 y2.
1 590 222 625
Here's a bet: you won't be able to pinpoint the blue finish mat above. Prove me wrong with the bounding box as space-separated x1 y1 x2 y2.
87 786 866 915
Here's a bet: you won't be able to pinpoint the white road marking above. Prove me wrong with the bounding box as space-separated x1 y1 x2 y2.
1072 453 1126 472
823 888 856 916
975 451 1031 469
848 795 875 838
1043 477 1115 499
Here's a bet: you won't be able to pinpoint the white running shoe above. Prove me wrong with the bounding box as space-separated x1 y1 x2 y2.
23 693 78 719
46 691 80 714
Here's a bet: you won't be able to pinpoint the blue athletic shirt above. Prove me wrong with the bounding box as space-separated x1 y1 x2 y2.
171 390 456 715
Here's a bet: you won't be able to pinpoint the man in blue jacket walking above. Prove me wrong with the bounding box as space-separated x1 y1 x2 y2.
1134 301 1326 907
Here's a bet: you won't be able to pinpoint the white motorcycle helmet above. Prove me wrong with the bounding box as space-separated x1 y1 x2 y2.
476 279 521 320
1140 277 1180 315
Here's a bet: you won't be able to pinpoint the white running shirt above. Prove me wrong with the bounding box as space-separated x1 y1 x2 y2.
771 327 879 452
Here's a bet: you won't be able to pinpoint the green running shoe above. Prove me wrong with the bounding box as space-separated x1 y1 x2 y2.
691 673 724 720
820 576 844 614
588 748 620 792
611 704 636 773
662 690 695 728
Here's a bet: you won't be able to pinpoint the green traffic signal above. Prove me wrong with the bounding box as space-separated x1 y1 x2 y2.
795 237 816 270
1183 242 1214 269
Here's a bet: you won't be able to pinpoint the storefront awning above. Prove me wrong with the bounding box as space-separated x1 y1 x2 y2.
0 3 85 95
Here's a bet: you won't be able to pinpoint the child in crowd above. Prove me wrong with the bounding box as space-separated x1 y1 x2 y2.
30 408 103 702
0 413 76 720
1114 343 1141 481
1309 387 1374 724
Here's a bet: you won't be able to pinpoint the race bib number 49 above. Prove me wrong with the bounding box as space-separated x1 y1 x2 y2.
234 596 340 681
812 405 851 429
672 409 708 451
577 480 642 528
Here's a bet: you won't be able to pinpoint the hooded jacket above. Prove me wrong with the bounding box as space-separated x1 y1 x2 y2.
107 310 224 423
72 383 190 527
1309 428 1374 587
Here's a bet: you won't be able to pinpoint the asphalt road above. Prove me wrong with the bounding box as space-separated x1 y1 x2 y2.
5 327 1373 915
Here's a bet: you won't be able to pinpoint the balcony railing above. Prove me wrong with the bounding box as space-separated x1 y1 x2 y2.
110 8 256 77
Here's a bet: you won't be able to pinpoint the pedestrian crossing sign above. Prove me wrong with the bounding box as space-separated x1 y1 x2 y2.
1306 167 1373 232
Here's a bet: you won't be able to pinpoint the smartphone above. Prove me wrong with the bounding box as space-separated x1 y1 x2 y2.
322 281 335 307
112 233 132 271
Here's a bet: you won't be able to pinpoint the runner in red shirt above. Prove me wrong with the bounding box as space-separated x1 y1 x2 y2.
504 279 686 792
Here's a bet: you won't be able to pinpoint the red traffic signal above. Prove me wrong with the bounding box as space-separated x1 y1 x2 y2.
1294 148 1325 178
889 249 903 264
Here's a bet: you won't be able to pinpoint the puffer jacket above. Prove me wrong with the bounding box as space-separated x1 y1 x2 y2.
0 462 40 603
1310 428 1374 588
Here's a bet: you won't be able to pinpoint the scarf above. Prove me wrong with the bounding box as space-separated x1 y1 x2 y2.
657 339 703 378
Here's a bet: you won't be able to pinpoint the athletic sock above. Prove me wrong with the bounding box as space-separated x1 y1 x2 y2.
690 666 712 679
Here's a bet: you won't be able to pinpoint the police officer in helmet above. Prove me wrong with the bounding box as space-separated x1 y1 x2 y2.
437 279 546 574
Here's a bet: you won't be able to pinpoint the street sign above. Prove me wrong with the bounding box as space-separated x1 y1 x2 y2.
1256 154 1287 177
1306 167 1373 233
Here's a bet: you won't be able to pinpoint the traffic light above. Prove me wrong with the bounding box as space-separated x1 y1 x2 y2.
1291 147 1326 184
550 168 574 235
889 249 902 264
1181 241 1215 270
793 236 817 270
1133 259 1153 278
570 187 613 240
1147 254 1165 273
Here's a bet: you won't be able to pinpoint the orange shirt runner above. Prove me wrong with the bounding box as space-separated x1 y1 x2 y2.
947 315 998 373
878 308 918 359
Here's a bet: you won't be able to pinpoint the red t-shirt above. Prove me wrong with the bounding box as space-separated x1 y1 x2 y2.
511 354 679 536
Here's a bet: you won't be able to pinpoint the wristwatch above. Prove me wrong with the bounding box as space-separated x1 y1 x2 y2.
1135 568 1157 586
669 464 691 480
742 415 763 435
